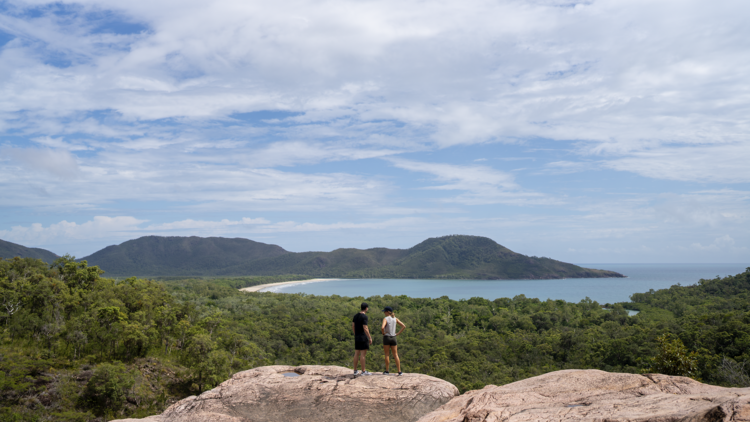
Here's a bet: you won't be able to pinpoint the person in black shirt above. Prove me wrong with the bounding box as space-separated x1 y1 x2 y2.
352 302 372 375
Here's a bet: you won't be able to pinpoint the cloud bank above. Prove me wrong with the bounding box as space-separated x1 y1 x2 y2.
1 0 749 262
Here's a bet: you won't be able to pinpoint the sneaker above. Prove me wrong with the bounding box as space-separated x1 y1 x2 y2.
398 372 403 376
383 371 389 375
361 370 372 376
353 370 359 375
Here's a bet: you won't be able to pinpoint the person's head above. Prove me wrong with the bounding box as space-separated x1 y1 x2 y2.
360 302 369 312
382 306 393 316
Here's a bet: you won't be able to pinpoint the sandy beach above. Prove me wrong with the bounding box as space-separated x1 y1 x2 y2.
239 278 341 293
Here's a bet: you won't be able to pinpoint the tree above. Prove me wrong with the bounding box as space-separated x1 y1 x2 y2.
184 332 215 392
80 362 135 417
122 321 149 358
95 306 128 358
646 334 699 379
200 350 232 390
52 255 103 291
0 275 29 327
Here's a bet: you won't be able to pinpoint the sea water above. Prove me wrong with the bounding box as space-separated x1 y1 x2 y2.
262 263 748 304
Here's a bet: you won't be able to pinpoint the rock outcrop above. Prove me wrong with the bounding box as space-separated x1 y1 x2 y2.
418 369 750 422
113 368 750 422
113 365 459 422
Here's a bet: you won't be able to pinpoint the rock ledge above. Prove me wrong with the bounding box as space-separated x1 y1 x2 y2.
113 365 459 422
418 369 750 422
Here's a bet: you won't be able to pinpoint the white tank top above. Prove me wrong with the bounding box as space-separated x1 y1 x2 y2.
384 316 397 336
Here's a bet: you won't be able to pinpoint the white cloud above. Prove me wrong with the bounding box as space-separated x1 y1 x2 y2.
389 158 518 189
249 141 408 167
115 137 186 150
543 160 597 175
261 218 422 233
4 147 80 179
0 0 748 155
1 0 749 262
387 158 553 205
0 215 423 248
146 217 270 231
0 145 394 211
653 190 750 228
31 136 91 151
559 189 750 234
0 216 146 245
687 235 749 254
603 144 750 183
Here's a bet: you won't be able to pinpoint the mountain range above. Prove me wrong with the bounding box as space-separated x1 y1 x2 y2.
0 235 624 279
85 235 623 279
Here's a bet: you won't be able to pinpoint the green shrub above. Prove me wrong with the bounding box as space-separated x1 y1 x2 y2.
80 362 134 417
646 334 699 379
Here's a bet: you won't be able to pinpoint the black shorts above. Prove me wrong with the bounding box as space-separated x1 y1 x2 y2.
383 335 397 346
355 335 370 350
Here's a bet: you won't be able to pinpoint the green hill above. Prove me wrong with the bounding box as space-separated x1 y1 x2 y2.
0 239 59 263
80 236 287 276
80 234 623 279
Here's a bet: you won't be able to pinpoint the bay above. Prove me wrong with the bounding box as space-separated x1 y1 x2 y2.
262 263 749 304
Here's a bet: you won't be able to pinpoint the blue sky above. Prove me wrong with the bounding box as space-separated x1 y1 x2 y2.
1 0 749 263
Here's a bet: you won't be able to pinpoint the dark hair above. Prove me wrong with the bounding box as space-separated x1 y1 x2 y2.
361 302 369 311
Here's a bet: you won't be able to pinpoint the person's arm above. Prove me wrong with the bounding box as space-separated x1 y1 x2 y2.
381 318 387 335
396 318 406 336
364 324 372 344
352 322 355 335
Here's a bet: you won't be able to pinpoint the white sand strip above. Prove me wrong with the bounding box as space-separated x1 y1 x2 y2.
239 278 341 293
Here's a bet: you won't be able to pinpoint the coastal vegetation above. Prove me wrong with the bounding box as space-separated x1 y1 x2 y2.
77 234 623 279
1 255 748 421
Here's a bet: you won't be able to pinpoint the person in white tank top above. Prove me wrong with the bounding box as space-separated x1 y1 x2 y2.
381 306 406 375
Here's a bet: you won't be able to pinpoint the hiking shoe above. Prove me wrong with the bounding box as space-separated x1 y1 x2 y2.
398 372 403 376
361 370 372 376
383 371 389 375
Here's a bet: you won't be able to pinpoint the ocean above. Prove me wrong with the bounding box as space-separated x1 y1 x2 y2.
261 263 749 304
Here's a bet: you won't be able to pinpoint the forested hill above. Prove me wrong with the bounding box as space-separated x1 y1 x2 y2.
0 239 58 263
80 234 623 279
80 236 288 276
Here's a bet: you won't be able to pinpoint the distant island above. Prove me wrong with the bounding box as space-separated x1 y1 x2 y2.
61 234 622 279
0 235 624 279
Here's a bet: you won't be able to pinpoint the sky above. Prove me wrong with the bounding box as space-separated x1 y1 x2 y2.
0 0 749 263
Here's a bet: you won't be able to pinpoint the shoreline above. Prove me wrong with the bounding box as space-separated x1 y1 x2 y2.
239 278 342 293
239 273 628 293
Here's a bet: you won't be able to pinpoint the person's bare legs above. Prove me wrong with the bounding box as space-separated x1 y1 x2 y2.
353 350 362 371
383 345 391 372
392 345 401 373
359 350 367 372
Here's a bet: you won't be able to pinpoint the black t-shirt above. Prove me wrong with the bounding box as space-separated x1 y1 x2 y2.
352 312 368 336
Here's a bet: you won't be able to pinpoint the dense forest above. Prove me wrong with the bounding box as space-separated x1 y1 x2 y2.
1 256 748 421
78 235 623 279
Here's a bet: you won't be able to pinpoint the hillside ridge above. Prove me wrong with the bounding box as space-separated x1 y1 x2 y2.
81 236 288 276
0 239 59 263
78 234 623 279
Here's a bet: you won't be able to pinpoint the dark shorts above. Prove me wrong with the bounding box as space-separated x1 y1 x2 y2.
383 335 397 346
355 335 370 350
